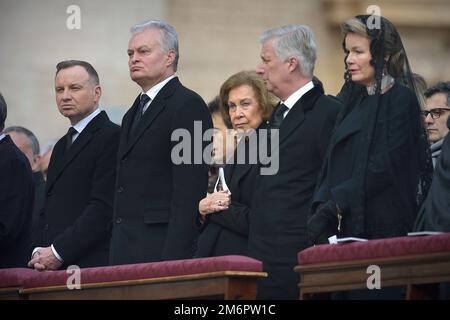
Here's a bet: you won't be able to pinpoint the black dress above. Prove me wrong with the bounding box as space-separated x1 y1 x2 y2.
195 125 265 257
313 83 424 239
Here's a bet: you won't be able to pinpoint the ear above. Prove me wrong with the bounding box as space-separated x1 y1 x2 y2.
94 85 102 101
31 154 42 172
166 50 176 67
287 57 299 73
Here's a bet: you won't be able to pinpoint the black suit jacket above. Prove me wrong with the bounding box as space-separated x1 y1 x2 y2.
110 77 212 265
38 111 120 268
249 82 341 299
195 141 259 257
0 135 34 268
31 171 45 245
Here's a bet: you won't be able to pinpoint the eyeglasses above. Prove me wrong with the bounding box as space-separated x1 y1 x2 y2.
421 108 450 119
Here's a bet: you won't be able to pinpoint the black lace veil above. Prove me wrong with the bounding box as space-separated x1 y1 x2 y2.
336 15 433 209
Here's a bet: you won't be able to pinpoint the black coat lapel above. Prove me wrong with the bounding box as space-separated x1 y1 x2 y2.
118 77 180 160
278 84 324 146
47 111 107 191
332 109 363 146
118 95 140 160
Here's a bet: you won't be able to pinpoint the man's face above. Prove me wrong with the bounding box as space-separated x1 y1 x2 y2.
127 29 175 91
423 92 450 143
8 131 40 172
256 38 289 100
55 66 101 125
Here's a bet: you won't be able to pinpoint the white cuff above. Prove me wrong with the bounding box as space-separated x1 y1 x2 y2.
51 244 64 262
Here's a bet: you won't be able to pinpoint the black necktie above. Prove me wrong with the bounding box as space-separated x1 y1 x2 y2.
130 94 151 137
272 103 289 128
65 127 77 151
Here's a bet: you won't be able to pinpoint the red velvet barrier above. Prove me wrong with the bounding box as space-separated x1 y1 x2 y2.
298 233 450 265
0 255 262 289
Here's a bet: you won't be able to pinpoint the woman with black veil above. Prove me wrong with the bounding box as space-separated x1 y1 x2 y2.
307 15 433 245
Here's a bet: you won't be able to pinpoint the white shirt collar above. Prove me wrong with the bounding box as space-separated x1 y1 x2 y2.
143 75 176 101
71 108 101 136
282 80 314 110
0 133 5 142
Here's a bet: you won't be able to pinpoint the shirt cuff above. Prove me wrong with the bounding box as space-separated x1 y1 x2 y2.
51 244 64 263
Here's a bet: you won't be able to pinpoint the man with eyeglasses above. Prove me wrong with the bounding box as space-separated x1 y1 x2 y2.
421 81 450 167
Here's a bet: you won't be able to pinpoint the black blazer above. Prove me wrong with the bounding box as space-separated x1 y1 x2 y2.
249 82 341 299
0 135 34 268
110 77 212 265
195 137 260 257
38 111 120 268
31 171 45 245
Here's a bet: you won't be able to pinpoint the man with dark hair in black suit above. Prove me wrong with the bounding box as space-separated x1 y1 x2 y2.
28 60 120 270
0 93 34 268
109 20 212 264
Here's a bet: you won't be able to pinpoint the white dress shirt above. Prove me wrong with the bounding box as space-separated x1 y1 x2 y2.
280 80 315 119
69 108 102 143
141 75 175 114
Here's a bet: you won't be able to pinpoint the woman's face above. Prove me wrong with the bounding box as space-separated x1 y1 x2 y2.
345 32 375 86
228 84 264 132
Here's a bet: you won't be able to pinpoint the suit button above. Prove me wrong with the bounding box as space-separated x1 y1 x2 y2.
44 224 49 230
117 186 124 193
47 192 52 196
116 217 122 224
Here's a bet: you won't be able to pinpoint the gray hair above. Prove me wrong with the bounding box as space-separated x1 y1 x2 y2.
260 25 317 77
130 19 179 72
3 126 40 155
0 93 6 132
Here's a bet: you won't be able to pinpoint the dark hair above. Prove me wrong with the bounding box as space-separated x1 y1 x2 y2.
207 96 232 129
219 70 276 126
56 60 100 85
0 93 7 132
424 81 450 106
3 126 40 155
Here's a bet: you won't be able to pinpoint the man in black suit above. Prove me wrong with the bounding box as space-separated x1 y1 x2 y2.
252 25 341 299
4 126 45 245
109 20 212 265
28 60 120 270
0 94 34 268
